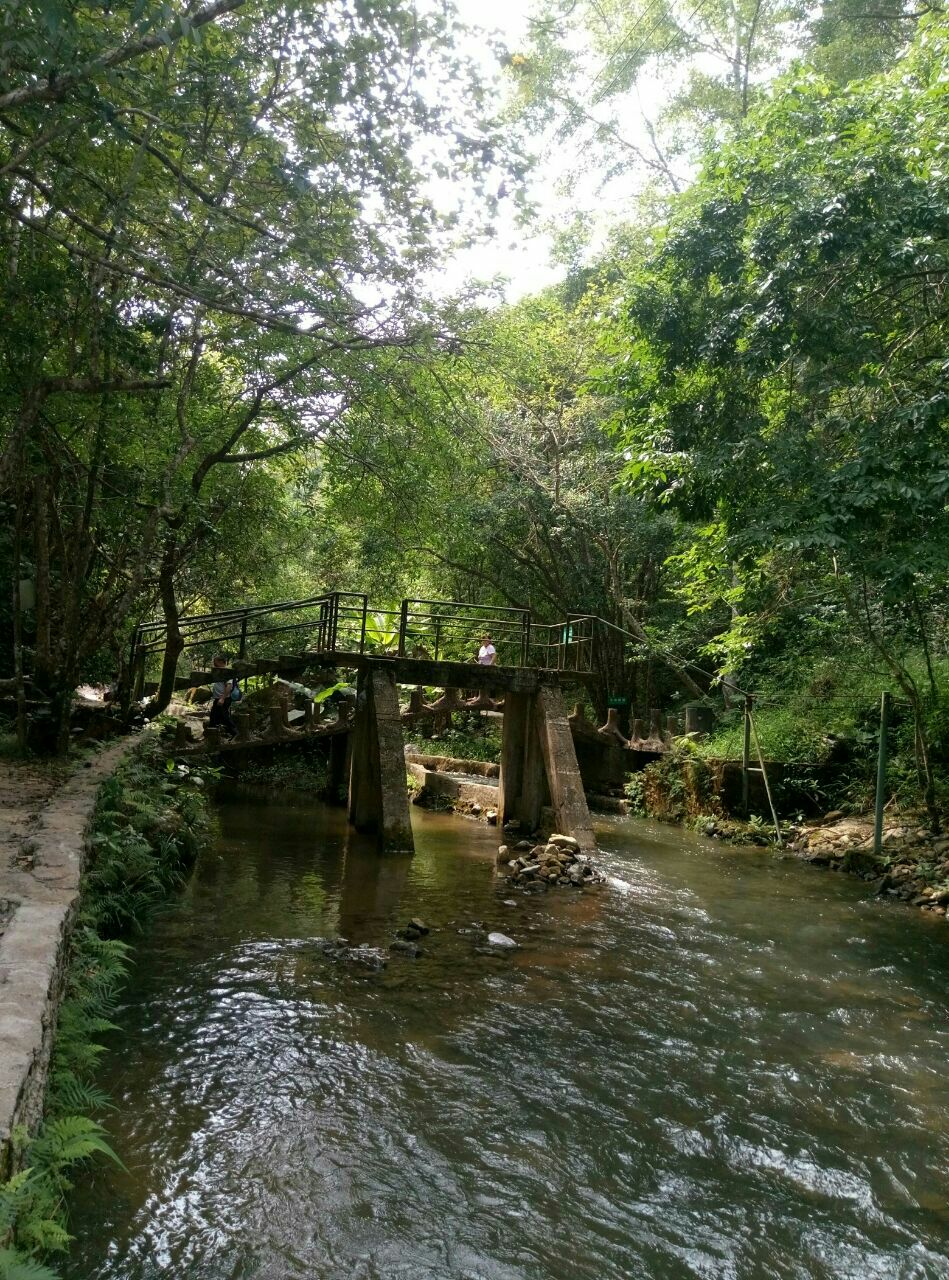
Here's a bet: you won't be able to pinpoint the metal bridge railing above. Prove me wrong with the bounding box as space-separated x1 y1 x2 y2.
129 592 597 697
527 615 596 673
395 599 532 666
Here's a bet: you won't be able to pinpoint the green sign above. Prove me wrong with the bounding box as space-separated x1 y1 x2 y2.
608 696 629 708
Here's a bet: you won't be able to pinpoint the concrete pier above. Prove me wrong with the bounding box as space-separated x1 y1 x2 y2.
498 686 595 849
348 668 414 854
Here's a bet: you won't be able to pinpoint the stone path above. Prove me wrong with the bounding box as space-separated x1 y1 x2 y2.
0 741 136 1172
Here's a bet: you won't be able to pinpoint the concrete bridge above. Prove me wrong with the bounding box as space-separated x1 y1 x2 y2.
133 594 609 854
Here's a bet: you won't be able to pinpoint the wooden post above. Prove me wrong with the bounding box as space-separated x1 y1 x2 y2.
873 691 892 856
235 711 251 742
748 710 782 847
269 700 290 737
536 686 596 850
741 695 752 816
132 645 147 704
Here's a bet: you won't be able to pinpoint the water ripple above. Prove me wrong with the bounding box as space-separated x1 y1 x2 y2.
65 800 949 1280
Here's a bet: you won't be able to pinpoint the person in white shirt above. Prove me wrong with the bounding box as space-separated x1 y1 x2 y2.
477 634 497 665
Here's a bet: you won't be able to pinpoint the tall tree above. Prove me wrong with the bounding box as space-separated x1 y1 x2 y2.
608 14 949 816
0 0 514 746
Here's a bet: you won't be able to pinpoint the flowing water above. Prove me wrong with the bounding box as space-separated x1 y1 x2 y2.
65 793 949 1280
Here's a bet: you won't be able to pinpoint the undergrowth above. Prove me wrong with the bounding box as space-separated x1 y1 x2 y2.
234 751 330 792
421 713 502 764
0 737 213 1279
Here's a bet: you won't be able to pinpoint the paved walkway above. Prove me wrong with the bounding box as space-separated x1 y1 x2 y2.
0 740 135 1170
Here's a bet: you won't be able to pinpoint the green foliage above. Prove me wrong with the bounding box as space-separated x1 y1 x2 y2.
599 17 949 818
0 0 517 745
427 716 502 764
0 1241 61 1280
701 707 831 766
623 772 646 815
235 753 330 792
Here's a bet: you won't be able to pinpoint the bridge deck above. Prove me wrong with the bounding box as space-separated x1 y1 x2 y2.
185 653 597 692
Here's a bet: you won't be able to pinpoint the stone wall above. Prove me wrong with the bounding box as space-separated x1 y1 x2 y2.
0 740 136 1175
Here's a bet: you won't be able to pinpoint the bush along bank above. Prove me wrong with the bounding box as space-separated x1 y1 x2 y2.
624 742 949 923
0 739 214 1280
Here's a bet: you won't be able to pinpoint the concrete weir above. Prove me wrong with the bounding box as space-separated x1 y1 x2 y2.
0 740 135 1174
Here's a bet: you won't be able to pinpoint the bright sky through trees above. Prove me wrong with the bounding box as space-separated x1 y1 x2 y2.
448 0 674 298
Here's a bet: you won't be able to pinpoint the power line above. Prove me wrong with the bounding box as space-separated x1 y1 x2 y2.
589 0 670 101
593 0 714 102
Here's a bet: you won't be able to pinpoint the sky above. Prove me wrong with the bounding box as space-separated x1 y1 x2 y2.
441 0 665 301
440 0 596 300
450 0 561 299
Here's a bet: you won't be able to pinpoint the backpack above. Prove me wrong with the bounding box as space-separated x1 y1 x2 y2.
230 677 243 703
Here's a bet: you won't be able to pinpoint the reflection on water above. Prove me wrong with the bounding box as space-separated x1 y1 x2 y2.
65 796 949 1280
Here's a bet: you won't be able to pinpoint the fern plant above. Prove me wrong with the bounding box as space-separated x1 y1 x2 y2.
1 737 211 1277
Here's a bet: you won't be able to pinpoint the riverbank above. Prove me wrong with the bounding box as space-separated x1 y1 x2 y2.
0 736 214 1276
634 803 949 923
787 813 949 919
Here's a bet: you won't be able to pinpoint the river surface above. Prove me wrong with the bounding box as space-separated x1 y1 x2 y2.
65 794 949 1280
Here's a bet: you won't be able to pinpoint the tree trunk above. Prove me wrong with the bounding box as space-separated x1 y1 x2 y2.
32 472 52 689
12 500 27 751
144 546 184 719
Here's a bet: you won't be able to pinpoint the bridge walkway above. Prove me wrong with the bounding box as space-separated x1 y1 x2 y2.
130 593 603 854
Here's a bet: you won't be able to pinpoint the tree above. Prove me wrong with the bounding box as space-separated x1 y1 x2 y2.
0 0 514 747
608 14 949 817
507 0 808 196
321 282 706 712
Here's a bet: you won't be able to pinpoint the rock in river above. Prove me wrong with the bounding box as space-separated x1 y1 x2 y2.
486 931 518 949
390 939 423 958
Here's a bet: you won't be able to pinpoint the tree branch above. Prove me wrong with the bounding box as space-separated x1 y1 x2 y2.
0 0 247 111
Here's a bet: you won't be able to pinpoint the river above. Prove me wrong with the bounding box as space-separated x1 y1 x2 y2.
64 792 949 1279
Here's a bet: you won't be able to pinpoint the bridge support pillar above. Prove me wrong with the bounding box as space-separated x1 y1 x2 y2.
348 667 414 854
536 687 596 851
498 686 596 850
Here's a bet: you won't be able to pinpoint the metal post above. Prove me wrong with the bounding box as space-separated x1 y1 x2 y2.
741 695 752 816
132 645 146 704
238 614 248 660
359 594 368 653
397 599 409 657
873 691 892 856
434 616 441 661
317 599 327 651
